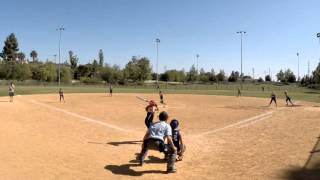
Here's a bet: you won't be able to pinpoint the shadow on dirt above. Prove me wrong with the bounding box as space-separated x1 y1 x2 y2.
104 163 166 176
282 135 320 180
107 140 142 146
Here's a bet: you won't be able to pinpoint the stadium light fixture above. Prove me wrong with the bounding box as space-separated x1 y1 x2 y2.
297 52 300 81
56 27 65 86
237 31 246 89
156 38 160 84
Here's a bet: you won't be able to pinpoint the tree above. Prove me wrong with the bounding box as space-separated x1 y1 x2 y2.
92 59 99 77
258 77 264 82
98 49 104 67
265 75 271 81
209 69 217 82
60 66 72 83
69 50 78 70
216 70 226 82
2 33 19 61
276 69 296 83
284 69 296 83
313 62 320 84
187 65 197 82
124 56 152 82
276 70 285 82
228 71 239 82
17 52 26 62
30 50 38 62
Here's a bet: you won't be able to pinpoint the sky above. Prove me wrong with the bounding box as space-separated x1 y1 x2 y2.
0 0 320 79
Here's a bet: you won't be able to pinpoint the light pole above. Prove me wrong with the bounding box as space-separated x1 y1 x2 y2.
156 38 160 84
317 33 320 63
196 54 199 74
237 31 246 89
57 27 65 86
297 52 300 81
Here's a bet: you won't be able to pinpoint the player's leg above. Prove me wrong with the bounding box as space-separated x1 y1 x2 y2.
165 144 177 172
139 139 149 166
139 139 162 166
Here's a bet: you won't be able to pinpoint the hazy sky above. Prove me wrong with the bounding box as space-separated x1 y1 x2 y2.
1 0 320 78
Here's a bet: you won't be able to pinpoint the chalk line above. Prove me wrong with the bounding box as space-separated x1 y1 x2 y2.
196 111 274 136
29 99 135 133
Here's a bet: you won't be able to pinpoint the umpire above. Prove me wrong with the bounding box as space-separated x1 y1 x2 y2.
138 111 177 173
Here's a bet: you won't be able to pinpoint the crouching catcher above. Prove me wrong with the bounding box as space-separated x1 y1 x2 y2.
138 111 177 173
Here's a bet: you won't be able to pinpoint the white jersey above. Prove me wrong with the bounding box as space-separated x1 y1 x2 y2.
148 121 172 141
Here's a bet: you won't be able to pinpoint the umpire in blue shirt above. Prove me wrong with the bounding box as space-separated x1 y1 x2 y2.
138 111 177 173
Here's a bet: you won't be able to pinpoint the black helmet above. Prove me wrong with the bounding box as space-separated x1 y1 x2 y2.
159 111 169 121
170 119 179 130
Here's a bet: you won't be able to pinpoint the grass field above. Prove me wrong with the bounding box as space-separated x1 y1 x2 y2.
0 93 319 179
0 83 319 103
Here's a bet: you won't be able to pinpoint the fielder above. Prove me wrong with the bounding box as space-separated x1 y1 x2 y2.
8 82 15 102
269 91 277 107
59 88 65 103
237 87 241 97
109 84 113 97
284 90 294 106
159 91 165 104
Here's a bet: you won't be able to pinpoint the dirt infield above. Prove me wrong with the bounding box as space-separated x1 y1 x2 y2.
0 93 319 179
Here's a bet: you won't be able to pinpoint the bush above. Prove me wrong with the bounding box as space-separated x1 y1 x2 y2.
80 77 102 84
60 66 72 84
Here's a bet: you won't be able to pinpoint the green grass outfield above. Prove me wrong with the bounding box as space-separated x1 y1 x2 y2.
0 83 319 103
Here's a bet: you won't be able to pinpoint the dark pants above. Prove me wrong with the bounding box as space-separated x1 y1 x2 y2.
286 97 293 105
60 95 64 102
145 112 154 128
139 138 176 171
270 97 277 105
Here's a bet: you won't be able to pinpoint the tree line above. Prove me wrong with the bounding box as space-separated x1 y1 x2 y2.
1 33 320 88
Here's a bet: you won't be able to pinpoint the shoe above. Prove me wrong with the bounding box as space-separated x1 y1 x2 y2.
139 159 143 166
167 167 177 173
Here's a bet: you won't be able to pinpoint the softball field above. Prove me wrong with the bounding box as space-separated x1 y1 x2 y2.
0 93 319 179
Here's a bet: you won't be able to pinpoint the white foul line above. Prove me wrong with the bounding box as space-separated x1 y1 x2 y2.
236 114 273 128
29 100 134 133
196 111 274 136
